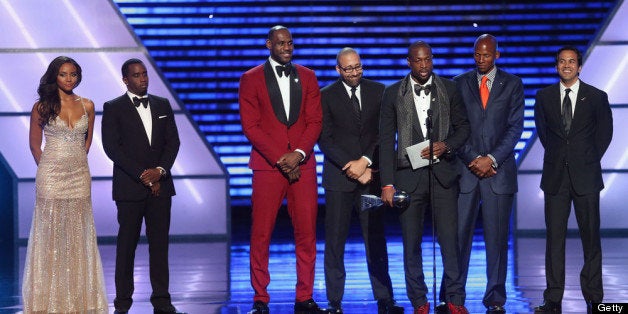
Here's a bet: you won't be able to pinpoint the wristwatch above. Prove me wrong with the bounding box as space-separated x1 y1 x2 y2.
157 166 166 177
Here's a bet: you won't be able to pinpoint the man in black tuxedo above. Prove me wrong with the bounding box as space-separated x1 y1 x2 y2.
379 41 470 314
533 46 612 313
102 58 183 314
318 47 403 314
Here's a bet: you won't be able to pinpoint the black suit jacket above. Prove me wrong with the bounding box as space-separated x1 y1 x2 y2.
379 75 470 192
534 80 612 195
102 94 180 201
319 78 384 192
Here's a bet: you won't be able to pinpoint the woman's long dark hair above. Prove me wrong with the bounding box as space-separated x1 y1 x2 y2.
36 56 82 127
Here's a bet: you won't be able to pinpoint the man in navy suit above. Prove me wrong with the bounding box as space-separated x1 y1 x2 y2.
319 47 403 314
445 34 525 314
533 46 612 313
102 58 183 314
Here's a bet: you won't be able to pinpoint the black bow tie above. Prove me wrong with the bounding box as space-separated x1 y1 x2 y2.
414 84 431 96
275 64 292 77
133 97 149 108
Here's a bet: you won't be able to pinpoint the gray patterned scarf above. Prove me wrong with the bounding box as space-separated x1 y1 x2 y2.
395 73 450 167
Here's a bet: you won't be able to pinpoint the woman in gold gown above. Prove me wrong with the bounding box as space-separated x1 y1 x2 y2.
23 56 108 313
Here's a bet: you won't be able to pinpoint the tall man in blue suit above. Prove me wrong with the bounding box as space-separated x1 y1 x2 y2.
447 34 524 314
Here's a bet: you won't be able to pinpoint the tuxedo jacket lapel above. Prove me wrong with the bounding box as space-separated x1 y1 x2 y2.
488 71 506 107
148 95 161 147
288 67 302 126
549 84 567 136
464 74 483 109
263 61 289 125
332 80 361 126
571 85 590 134
121 95 152 146
405 86 424 141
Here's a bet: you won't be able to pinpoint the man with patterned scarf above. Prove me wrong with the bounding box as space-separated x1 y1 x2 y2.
379 41 470 314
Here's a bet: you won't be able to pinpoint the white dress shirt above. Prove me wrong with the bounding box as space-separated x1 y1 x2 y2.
127 91 152 145
411 76 433 139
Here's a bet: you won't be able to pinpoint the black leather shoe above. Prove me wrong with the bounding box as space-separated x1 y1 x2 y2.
249 301 270 314
326 300 342 314
435 302 448 314
534 301 561 313
486 305 506 313
294 298 329 314
327 306 343 314
378 299 405 314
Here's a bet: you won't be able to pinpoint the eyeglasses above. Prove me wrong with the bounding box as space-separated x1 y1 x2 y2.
338 64 363 73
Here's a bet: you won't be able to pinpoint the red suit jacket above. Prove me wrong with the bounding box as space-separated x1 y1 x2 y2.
239 61 322 170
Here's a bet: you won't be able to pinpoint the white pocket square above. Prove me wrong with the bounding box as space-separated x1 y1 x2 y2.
158 115 168 119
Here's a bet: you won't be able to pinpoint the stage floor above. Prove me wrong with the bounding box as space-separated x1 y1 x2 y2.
1 217 627 314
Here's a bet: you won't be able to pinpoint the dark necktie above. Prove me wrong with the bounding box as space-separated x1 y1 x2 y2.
350 86 361 119
562 88 572 133
414 84 431 96
133 97 149 108
275 64 291 77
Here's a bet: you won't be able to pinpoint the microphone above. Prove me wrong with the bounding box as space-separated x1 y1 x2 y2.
426 108 433 135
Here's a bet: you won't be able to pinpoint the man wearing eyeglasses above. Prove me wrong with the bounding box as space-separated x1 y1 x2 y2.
379 41 470 314
319 47 403 314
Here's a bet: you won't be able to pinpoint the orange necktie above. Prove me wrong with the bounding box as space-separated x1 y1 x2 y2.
480 75 489 109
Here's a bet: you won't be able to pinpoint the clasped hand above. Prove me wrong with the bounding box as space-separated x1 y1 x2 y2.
342 158 369 181
468 156 497 178
277 152 303 183
140 168 161 196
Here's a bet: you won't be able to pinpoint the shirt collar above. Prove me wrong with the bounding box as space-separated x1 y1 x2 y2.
411 75 433 88
127 91 147 102
341 81 360 93
477 66 497 82
560 79 580 97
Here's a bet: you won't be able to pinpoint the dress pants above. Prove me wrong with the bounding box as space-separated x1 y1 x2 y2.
114 197 172 311
250 168 319 303
456 180 513 306
324 188 394 304
400 169 464 308
543 169 603 303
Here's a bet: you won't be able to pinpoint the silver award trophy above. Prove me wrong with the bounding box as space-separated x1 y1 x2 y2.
360 190 410 211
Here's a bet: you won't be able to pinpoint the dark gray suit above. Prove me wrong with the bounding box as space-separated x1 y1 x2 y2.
534 80 612 303
319 78 395 306
102 93 180 311
451 69 524 307
379 74 470 307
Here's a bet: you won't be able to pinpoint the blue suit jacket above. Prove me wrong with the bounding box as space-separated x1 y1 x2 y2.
454 69 524 194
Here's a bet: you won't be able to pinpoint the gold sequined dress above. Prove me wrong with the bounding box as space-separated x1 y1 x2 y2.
22 100 108 313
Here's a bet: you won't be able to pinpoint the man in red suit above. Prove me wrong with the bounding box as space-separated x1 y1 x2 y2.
238 25 327 314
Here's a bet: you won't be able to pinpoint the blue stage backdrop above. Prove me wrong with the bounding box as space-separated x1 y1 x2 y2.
111 0 616 207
